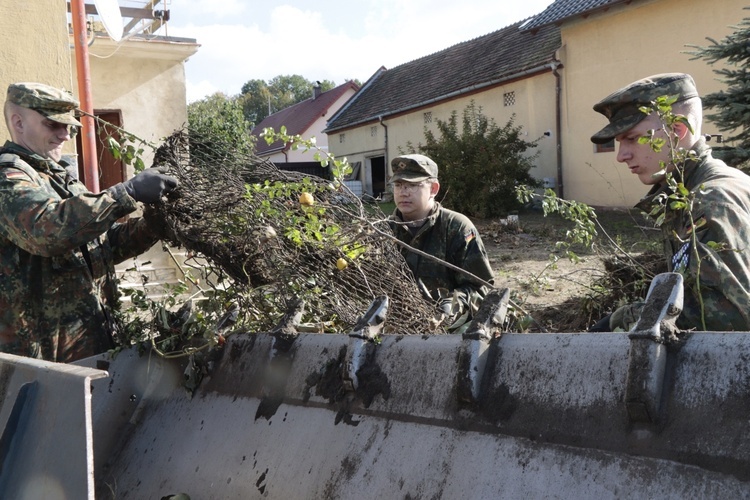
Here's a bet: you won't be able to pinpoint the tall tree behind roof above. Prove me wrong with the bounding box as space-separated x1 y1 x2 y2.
239 75 336 125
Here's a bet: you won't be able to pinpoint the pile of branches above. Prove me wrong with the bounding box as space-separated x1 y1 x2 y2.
531 252 667 332
145 129 442 335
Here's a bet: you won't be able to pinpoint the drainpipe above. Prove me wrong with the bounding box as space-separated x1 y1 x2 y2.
552 60 563 199
70 0 100 193
379 115 388 180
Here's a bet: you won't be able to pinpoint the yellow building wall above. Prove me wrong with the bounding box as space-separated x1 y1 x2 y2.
0 0 73 144
330 71 559 195
559 0 748 206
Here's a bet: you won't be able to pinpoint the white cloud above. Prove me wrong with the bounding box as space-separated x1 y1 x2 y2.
167 0 555 101
169 0 247 20
185 80 220 103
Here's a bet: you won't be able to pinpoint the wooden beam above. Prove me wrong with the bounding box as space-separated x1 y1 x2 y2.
123 0 164 33
67 2 164 20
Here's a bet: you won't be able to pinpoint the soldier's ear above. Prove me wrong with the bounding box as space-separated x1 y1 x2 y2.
673 120 691 141
8 110 25 138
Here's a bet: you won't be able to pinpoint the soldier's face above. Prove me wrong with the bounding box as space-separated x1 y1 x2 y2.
615 114 672 186
14 108 71 162
393 179 439 221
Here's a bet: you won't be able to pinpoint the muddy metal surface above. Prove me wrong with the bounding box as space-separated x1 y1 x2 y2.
73 330 750 499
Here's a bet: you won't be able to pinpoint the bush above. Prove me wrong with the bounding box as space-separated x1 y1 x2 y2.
420 101 540 218
187 92 256 159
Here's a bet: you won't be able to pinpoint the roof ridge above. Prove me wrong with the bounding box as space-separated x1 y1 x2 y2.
326 21 561 132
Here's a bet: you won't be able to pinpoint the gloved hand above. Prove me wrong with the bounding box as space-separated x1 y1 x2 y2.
122 167 178 204
609 301 645 332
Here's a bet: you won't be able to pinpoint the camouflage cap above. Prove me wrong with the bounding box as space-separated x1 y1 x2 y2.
391 154 438 182
7 82 82 127
591 73 699 144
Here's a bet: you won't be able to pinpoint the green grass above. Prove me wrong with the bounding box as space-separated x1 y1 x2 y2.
379 201 396 215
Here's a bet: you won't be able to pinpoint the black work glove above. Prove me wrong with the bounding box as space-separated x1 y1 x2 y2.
122 167 178 204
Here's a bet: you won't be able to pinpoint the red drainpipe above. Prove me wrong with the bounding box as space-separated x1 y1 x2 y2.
70 0 100 193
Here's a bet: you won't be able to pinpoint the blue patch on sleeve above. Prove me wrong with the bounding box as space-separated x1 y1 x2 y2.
671 241 691 273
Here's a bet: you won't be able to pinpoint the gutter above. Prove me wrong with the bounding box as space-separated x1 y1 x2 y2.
552 60 564 199
326 62 556 133
379 116 388 180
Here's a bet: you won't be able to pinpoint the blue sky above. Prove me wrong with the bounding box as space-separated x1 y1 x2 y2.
162 0 555 102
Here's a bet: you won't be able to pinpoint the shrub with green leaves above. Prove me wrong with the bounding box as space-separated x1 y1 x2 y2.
420 101 540 218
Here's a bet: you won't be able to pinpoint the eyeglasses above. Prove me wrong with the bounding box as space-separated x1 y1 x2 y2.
391 181 430 193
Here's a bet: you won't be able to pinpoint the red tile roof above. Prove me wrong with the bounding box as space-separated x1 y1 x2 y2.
252 81 360 155
325 19 561 133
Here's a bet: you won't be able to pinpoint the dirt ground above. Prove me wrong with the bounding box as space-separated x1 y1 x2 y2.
475 207 663 332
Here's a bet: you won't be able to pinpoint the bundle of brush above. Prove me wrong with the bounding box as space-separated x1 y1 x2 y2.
145 129 443 335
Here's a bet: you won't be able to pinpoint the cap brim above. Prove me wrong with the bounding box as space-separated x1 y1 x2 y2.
391 173 432 183
590 113 647 145
40 109 82 127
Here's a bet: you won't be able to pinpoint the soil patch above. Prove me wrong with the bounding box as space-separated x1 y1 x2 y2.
475 207 664 332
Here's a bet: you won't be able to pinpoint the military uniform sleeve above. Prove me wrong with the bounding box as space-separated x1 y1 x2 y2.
675 191 750 330
0 164 137 257
447 219 495 306
107 217 160 265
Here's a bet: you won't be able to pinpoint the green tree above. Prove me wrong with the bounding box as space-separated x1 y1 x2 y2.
187 92 255 157
420 101 540 218
688 9 750 168
239 79 272 125
239 75 337 124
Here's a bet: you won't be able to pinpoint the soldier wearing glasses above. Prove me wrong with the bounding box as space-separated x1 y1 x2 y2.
388 154 495 325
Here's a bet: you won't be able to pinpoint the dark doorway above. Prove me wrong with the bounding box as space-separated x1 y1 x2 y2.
75 110 126 191
370 156 386 198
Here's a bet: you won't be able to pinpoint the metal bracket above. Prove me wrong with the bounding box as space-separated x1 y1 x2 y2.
625 272 683 423
456 288 510 403
0 353 108 499
343 296 389 392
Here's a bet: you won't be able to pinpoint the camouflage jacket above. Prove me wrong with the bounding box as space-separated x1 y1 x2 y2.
636 138 750 331
389 202 495 308
0 142 158 362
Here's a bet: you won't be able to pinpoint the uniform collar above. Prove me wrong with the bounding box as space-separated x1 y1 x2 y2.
634 137 710 216
2 140 68 173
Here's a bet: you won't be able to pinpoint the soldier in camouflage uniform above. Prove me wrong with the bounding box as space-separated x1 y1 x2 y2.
590 73 750 331
388 154 495 324
0 82 178 362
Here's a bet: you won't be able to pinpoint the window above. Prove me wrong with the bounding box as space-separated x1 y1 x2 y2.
371 126 378 137
503 91 516 107
424 112 432 124
339 133 345 144
595 140 615 153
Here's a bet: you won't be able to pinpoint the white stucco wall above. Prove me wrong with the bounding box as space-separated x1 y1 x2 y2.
79 35 198 178
285 88 359 163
